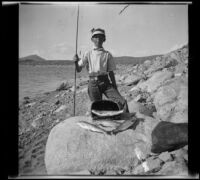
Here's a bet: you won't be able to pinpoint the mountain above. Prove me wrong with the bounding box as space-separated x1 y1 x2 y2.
19 54 46 62
19 54 161 66
19 44 187 66
19 54 75 65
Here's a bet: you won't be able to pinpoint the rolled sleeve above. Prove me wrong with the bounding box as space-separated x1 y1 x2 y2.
107 53 116 72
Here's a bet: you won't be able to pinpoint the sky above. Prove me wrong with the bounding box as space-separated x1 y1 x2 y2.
19 2 189 60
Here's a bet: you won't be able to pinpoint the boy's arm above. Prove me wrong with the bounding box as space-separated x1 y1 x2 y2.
108 71 118 90
75 60 82 72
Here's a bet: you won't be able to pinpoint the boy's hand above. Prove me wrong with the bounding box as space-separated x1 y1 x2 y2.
73 54 79 63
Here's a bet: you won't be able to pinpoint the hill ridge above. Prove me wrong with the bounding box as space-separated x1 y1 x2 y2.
19 44 188 65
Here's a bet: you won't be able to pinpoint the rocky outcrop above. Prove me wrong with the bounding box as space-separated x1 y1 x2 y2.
19 44 190 176
122 74 143 86
130 69 174 93
44 44 189 175
153 77 188 123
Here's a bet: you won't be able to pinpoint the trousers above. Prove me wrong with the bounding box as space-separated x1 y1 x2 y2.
88 76 129 113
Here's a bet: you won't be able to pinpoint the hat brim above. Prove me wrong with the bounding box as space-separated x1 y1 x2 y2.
91 31 105 37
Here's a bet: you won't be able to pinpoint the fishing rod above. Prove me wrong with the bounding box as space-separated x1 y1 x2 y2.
73 4 79 116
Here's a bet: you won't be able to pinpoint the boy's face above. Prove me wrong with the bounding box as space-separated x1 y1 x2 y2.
91 34 105 48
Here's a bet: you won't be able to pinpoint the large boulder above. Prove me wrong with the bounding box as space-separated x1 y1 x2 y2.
153 78 188 123
151 121 188 153
130 70 174 93
168 51 182 63
128 100 156 117
174 63 187 75
45 115 160 175
123 74 143 86
143 57 165 75
115 74 123 84
134 113 161 147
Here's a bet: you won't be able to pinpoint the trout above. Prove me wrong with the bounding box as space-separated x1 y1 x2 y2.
111 117 138 135
94 120 121 128
91 109 124 117
77 121 112 135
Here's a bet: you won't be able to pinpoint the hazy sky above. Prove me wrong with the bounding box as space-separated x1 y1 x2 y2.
19 3 188 60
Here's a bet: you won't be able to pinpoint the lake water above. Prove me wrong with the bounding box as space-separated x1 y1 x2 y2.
19 65 88 101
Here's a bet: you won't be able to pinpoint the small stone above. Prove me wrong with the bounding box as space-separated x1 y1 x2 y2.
114 167 126 175
156 160 188 175
134 146 147 160
183 153 188 162
70 85 79 92
44 92 50 95
55 94 60 98
55 119 60 123
54 105 67 113
123 170 133 175
170 148 187 159
71 169 91 175
31 121 37 128
132 164 145 174
23 96 30 100
85 111 91 116
183 145 188 151
89 168 106 175
158 151 172 162
78 87 87 93
134 94 142 102
55 100 60 105
56 82 71 91
104 169 116 175
61 92 66 97
39 99 46 103
25 102 36 108
129 86 139 92
146 157 162 172
142 161 150 172
175 73 182 77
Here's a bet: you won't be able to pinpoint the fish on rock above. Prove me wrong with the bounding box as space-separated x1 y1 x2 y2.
111 117 139 135
94 120 121 128
76 121 112 135
91 109 124 117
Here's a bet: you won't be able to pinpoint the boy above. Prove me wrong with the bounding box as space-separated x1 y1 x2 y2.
73 28 129 113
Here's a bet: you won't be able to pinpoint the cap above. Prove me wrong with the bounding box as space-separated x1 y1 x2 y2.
91 28 105 38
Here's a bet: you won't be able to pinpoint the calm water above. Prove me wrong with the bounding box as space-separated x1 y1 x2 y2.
19 65 87 101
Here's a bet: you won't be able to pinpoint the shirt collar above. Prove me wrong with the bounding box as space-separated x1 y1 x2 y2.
93 46 104 51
